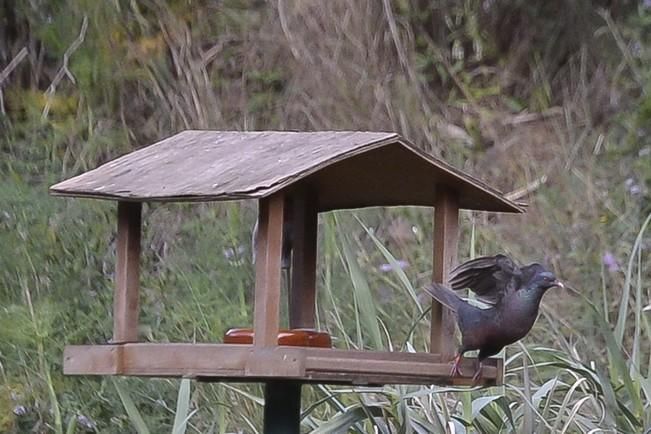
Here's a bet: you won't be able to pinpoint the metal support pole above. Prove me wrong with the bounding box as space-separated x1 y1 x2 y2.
263 380 301 434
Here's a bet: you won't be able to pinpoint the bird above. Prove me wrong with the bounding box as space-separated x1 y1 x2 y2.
424 254 564 385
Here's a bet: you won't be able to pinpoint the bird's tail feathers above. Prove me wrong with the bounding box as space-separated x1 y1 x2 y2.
423 283 464 312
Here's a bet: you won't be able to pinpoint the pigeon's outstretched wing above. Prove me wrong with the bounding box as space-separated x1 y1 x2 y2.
448 254 522 305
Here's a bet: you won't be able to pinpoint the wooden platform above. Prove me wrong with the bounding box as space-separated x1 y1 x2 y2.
63 343 502 386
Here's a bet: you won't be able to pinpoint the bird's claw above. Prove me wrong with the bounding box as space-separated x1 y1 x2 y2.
449 354 464 377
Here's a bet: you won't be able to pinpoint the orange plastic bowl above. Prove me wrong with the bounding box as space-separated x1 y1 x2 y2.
224 328 332 348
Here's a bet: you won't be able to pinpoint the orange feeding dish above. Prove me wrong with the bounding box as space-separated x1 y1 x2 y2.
224 328 332 348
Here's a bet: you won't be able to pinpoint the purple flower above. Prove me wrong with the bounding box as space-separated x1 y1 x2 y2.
378 260 409 272
625 178 643 196
13 405 27 416
603 251 620 273
223 245 247 265
77 414 97 431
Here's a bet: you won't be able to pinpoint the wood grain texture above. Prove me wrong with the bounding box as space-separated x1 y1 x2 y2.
113 201 141 343
289 189 318 328
431 189 459 360
49 130 524 213
253 194 285 347
63 345 122 375
62 343 502 386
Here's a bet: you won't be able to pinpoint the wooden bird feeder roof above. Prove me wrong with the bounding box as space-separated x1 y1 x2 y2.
50 130 524 213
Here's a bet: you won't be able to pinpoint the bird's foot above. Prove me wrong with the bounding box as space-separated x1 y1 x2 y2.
471 361 483 387
449 353 464 377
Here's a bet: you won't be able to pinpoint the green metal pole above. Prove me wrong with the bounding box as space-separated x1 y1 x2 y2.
263 380 301 434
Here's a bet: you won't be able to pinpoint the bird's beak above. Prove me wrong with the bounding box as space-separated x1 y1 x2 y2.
553 280 565 289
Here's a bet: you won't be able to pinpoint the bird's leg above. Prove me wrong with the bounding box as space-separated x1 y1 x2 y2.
449 353 464 377
471 359 484 387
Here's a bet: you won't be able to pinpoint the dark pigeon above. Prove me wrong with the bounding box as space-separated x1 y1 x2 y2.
424 254 564 385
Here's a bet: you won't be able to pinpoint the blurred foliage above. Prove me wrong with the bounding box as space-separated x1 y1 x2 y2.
2 0 651 432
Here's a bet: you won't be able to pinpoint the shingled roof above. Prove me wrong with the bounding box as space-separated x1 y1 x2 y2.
50 130 525 213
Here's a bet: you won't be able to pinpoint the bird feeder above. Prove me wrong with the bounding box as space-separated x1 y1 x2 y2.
50 131 524 432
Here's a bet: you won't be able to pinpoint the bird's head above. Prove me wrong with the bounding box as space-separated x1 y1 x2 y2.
531 270 564 291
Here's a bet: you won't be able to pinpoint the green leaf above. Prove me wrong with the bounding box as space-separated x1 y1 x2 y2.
65 415 77 434
471 396 502 420
311 405 384 434
615 212 651 345
338 218 383 350
112 379 151 434
172 379 192 434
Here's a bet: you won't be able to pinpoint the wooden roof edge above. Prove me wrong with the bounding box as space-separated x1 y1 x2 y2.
47 189 262 202
253 134 525 214
393 138 526 213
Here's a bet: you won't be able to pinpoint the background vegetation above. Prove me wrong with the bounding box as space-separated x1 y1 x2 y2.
1 0 651 432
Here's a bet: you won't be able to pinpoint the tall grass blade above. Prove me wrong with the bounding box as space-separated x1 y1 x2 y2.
338 219 383 350
311 405 383 434
172 378 192 434
470 395 502 420
559 396 591 434
113 379 152 434
614 212 651 345
632 249 642 373
65 416 77 434
356 216 423 313
522 351 533 433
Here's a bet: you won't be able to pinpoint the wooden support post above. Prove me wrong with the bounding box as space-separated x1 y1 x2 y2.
253 193 285 347
431 189 459 360
289 189 318 329
263 381 301 434
113 201 142 343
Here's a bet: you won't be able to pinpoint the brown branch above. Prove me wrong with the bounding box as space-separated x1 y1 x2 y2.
505 175 548 202
42 15 88 120
0 47 29 114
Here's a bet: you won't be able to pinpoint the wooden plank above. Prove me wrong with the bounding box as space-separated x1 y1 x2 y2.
62 344 500 386
244 348 305 377
253 194 285 347
301 348 497 381
48 130 523 213
113 201 142 343
302 347 443 363
306 366 498 386
123 343 248 376
289 189 318 329
306 356 450 377
63 345 122 375
306 372 498 387
431 189 459 360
